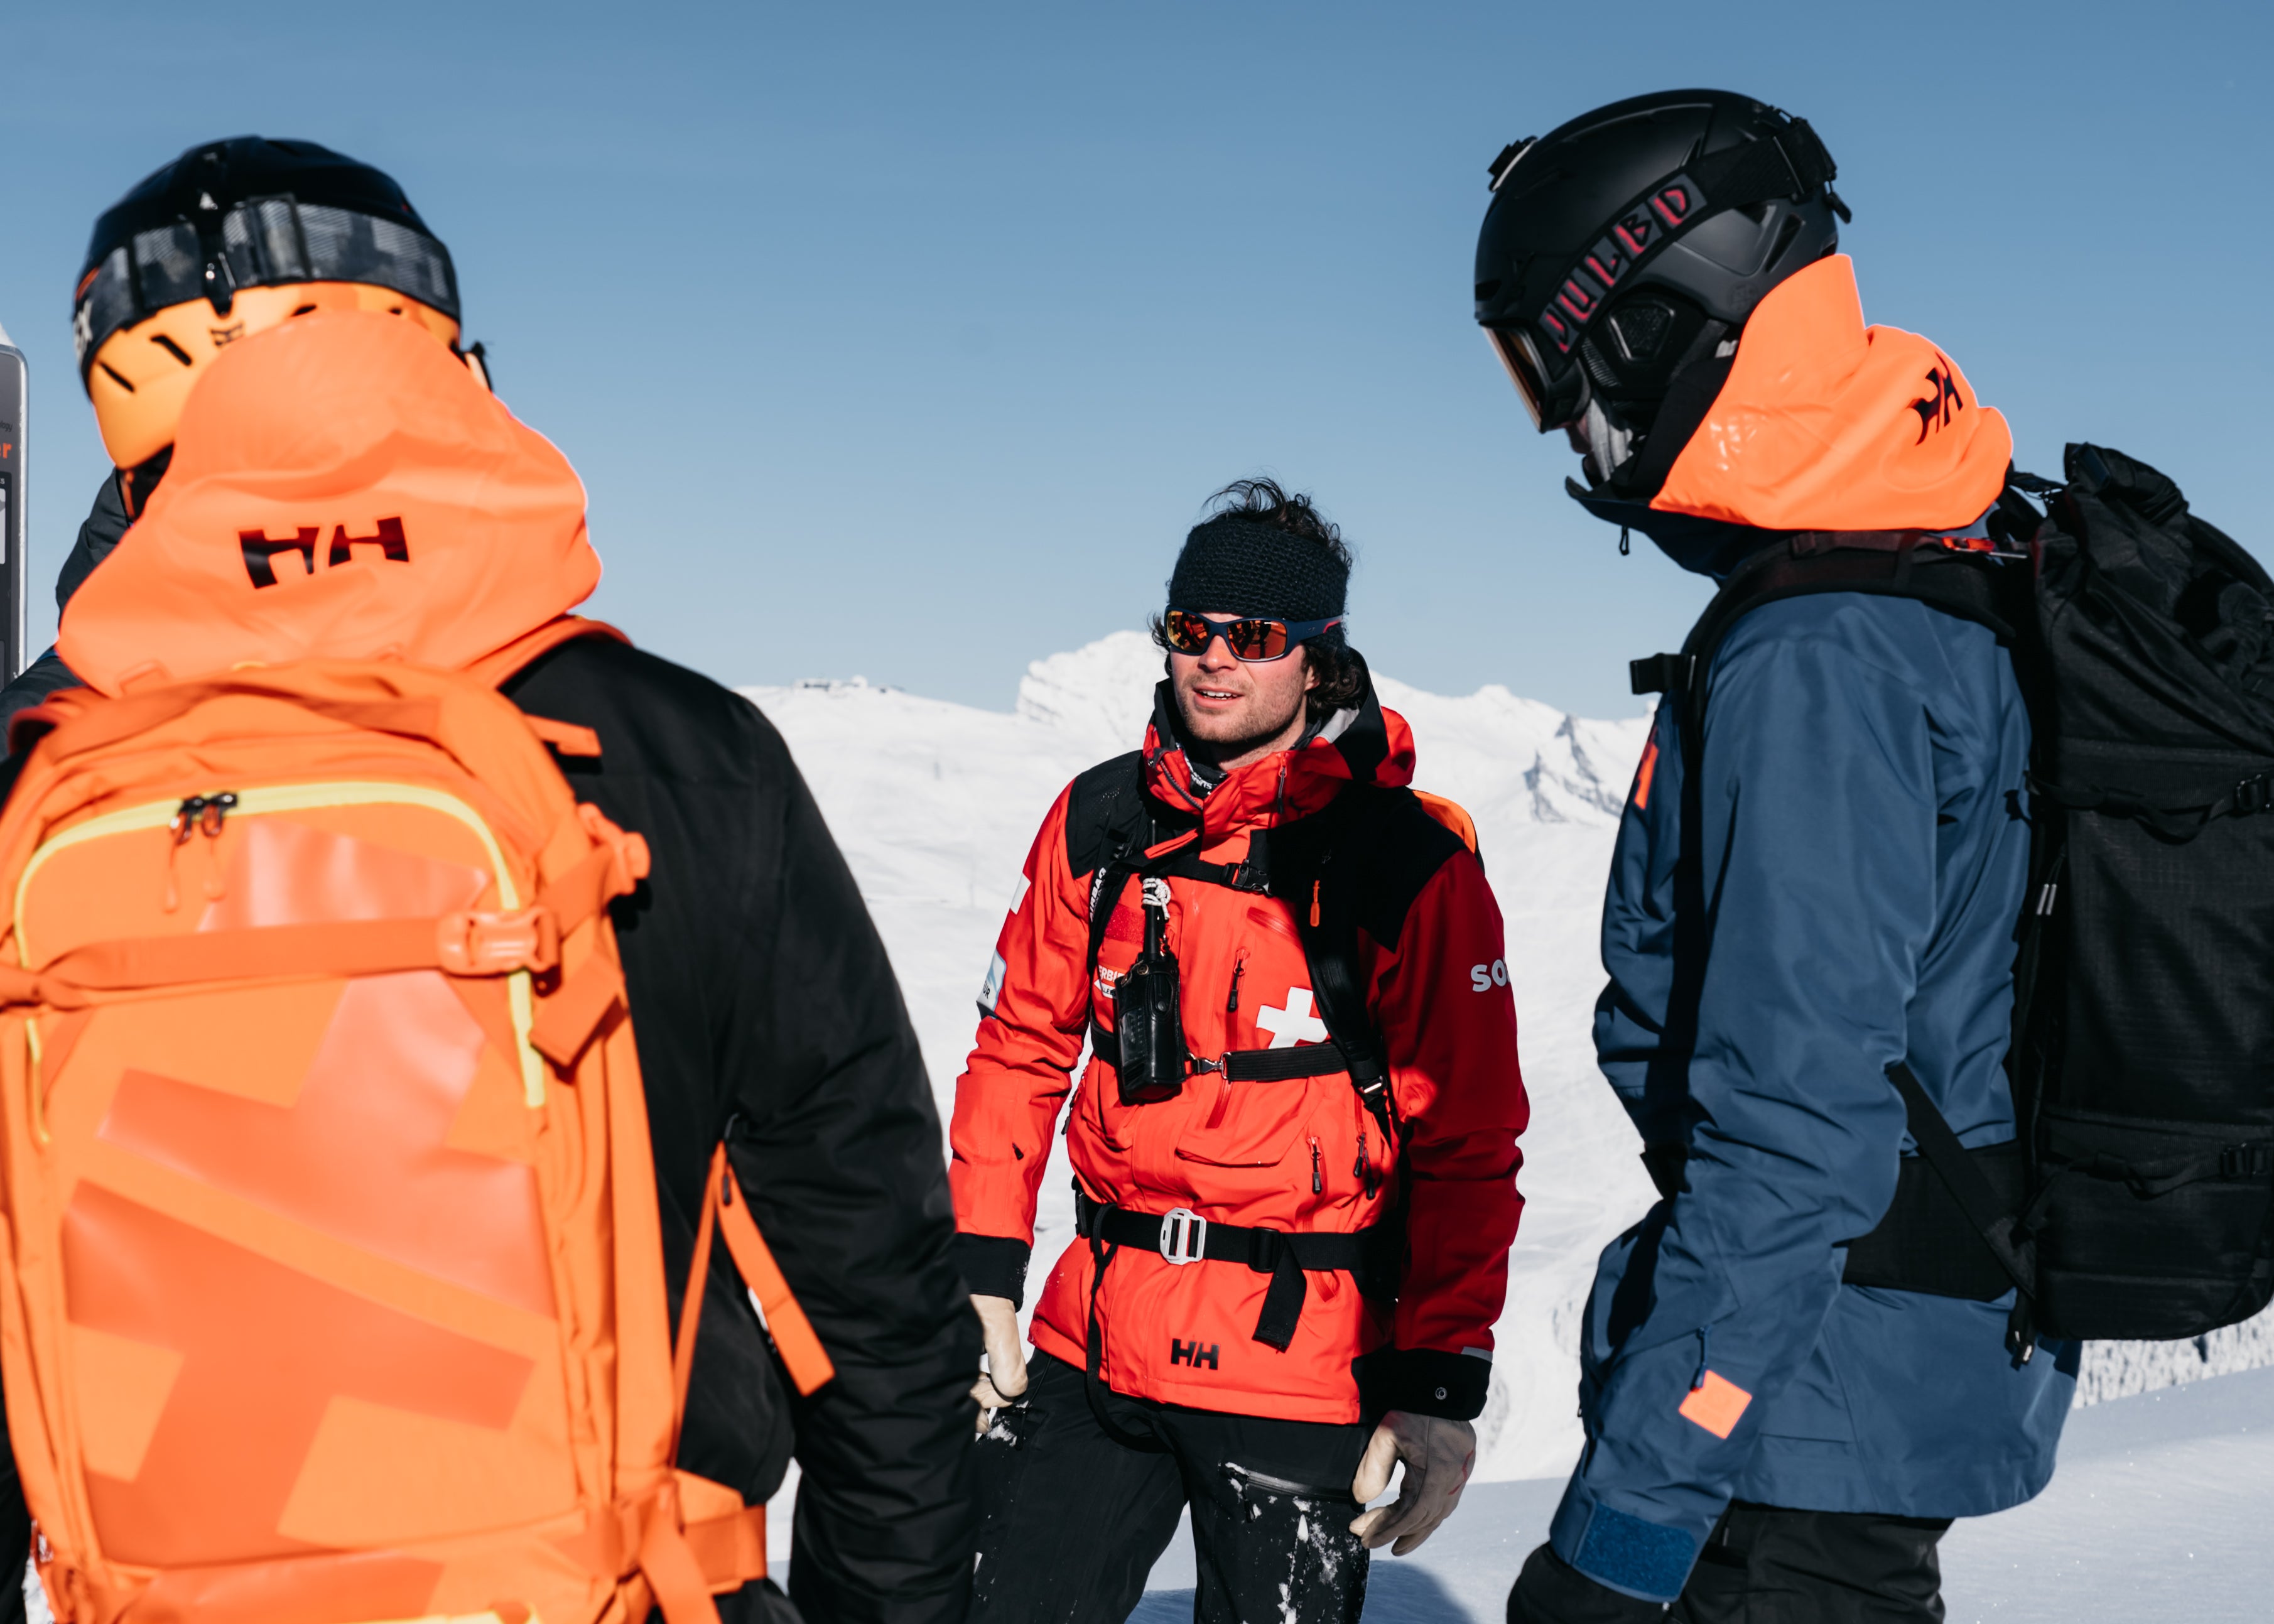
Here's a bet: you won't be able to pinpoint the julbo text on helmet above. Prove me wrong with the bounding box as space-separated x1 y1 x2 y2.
73 136 467 468
1473 90 1846 455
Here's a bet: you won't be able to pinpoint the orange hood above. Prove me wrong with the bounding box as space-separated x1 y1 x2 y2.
60 310 601 695
1651 255 2012 533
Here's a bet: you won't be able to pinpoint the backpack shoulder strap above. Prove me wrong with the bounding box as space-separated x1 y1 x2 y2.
1277 785 1470 1146
1412 789 1481 856
1066 749 1150 880
1632 533 2027 739
465 615 631 690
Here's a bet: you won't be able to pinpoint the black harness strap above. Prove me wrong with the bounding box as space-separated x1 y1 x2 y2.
1222 1044 1352 1083
1882 1061 2036 1298
1075 1186 1392 1351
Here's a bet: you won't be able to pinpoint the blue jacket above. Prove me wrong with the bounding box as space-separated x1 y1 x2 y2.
1546 532 2079 1603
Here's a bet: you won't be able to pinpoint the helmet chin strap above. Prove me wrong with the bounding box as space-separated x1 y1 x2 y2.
1577 398 1636 488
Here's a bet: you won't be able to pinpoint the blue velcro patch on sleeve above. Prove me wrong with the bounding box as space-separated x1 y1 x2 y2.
1573 1502 1697 1601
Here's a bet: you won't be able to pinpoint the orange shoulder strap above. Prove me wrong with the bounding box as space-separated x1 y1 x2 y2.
1414 790 1481 855
465 615 631 691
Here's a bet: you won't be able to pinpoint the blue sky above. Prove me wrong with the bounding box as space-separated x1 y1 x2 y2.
1 1 2266 717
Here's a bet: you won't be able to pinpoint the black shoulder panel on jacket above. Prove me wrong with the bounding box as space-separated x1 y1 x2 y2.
1064 749 1149 877
1340 786 1468 953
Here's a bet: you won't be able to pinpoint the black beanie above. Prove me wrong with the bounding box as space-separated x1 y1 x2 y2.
1166 517 1348 622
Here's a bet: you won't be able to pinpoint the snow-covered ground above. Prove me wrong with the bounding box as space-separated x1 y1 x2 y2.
748 629 2274 1484
1130 1364 2274 1620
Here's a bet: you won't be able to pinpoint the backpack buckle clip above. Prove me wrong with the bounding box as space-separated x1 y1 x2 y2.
1159 1208 1208 1265
2234 774 2272 816
438 906 561 975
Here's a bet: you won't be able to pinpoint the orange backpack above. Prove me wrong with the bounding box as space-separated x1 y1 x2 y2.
0 617 832 1624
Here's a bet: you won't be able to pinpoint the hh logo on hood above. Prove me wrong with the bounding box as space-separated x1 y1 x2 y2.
240 517 410 587
60 308 600 695
1909 363 1964 443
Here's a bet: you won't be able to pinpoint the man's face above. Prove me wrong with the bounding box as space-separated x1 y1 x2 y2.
1169 615 1319 761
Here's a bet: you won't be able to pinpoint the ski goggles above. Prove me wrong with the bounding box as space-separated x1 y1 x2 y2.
1162 609 1343 663
1485 323 1584 431
73 199 460 376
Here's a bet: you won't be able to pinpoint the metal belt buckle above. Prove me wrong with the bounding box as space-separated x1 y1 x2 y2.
1159 1208 1207 1265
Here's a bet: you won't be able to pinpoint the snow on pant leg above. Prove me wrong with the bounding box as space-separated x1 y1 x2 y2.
1164 1405 1373 1624
1670 1502 1954 1624
969 1351 1188 1624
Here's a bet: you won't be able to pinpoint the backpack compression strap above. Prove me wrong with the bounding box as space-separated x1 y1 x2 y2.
652 1145 836 1614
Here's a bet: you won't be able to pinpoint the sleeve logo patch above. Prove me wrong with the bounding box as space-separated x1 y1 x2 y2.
1677 1369 1753 1439
1468 960 1509 992
977 951 1007 1014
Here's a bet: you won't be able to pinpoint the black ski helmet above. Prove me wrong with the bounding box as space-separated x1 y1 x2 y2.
74 136 458 384
1474 90 1845 440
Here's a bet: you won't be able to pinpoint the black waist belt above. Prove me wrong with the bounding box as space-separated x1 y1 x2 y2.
1074 1187 1393 1351
1090 1019 1353 1083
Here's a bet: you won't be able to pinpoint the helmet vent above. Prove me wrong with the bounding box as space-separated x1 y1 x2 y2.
1766 212 1804 272
1606 298 1675 364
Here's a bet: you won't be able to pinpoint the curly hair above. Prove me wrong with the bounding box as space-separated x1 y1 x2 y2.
1149 477 1367 724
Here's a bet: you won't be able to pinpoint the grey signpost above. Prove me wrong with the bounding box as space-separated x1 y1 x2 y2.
0 325 26 679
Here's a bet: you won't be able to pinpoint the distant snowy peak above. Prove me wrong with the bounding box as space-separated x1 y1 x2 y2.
1014 630 1162 755
1012 632 1650 830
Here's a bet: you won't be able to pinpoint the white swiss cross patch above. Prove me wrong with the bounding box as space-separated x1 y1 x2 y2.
1256 987 1329 1049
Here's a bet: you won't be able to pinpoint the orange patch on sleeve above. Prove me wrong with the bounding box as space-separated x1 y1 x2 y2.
1677 1370 1752 1439
1632 736 1661 812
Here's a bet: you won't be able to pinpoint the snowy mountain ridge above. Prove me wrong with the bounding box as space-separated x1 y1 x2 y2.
742 631 2272 1479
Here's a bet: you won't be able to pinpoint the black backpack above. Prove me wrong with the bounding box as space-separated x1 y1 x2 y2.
1633 444 2274 1351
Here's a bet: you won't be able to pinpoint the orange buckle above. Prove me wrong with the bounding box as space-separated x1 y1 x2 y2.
438 907 561 975
578 803 653 894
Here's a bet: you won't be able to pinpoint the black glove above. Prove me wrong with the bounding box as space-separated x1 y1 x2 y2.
1507 1543 1668 1623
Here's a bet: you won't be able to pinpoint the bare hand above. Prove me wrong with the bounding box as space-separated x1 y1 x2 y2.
970 1294 1029 1433
1349 1410 1476 1556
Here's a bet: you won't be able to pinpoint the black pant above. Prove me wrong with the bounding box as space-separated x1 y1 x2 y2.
1675 1503 1952 1623
1511 1503 1952 1624
972 1351 1373 1624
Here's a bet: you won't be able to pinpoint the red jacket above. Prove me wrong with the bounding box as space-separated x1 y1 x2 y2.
950 681 1528 1423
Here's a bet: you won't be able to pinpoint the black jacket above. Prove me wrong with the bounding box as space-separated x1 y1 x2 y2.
0 481 978 1624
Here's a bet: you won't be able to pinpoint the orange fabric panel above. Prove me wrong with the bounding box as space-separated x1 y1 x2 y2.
1677 1369 1753 1440
99 972 553 1316
67 1324 183 1481
1653 256 2012 533
127 1547 448 1624
63 1183 533 1567
1632 735 1660 813
57 311 602 695
200 818 487 930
